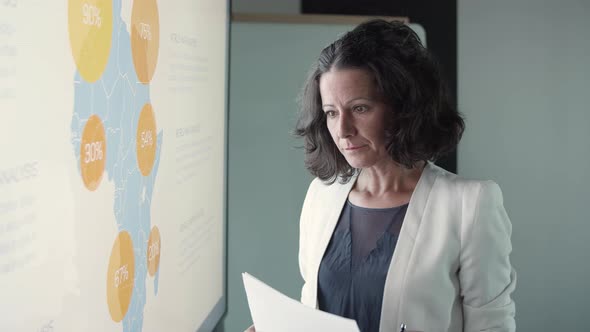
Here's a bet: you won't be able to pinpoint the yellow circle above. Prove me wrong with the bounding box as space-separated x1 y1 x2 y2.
136 104 157 176
68 0 113 83
147 226 161 277
106 231 135 323
80 115 106 191
131 0 160 83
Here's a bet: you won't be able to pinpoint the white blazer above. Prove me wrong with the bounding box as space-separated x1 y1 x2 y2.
298 162 516 332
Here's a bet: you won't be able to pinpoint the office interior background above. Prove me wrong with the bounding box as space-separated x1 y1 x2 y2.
221 0 589 331
0 0 586 330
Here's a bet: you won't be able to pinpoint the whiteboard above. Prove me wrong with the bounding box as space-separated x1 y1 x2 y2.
0 0 228 331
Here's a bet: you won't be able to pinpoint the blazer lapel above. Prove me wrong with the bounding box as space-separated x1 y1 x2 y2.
379 162 440 331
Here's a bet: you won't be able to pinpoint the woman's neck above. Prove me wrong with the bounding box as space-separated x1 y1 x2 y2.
349 160 426 208
357 160 425 194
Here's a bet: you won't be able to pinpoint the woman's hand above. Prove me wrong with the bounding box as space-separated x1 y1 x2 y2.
244 324 255 332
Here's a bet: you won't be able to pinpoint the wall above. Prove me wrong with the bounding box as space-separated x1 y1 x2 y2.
458 0 590 330
221 21 352 332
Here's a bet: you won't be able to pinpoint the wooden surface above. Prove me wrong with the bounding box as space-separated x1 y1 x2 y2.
232 13 409 25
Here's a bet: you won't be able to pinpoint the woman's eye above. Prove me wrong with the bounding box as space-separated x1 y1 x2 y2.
354 105 368 113
325 110 336 118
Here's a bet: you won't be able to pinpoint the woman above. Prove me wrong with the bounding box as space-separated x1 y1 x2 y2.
295 19 516 332
248 19 516 332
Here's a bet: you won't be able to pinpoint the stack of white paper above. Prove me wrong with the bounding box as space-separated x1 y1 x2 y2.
242 272 360 332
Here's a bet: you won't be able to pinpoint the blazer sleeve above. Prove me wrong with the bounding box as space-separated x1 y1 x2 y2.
299 178 317 307
460 181 517 332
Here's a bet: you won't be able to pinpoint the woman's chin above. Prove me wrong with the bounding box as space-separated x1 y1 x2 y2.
344 157 375 169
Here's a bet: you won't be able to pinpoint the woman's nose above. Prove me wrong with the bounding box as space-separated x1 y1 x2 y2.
337 114 355 138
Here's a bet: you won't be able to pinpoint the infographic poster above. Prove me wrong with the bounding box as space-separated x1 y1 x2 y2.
0 0 228 331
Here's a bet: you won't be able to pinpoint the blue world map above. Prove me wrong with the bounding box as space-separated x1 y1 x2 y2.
70 1 162 331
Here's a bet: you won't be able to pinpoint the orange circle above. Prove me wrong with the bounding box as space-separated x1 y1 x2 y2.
147 226 161 276
106 231 135 322
68 0 113 82
131 0 160 83
80 115 106 191
136 104 157 176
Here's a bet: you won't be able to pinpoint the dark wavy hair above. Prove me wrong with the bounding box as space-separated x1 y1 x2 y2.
294 19 464 184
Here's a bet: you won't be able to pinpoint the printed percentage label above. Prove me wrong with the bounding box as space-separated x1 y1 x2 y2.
140 130 153 149
139 22 152 40
80 115 106 191
136 104 157 176
114 264 129 288
82 3 102 27
84 141 103 163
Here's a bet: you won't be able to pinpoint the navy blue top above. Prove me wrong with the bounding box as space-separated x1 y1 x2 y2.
318 199 408 332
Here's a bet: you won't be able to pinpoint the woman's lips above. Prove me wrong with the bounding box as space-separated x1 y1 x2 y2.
344 145 366 151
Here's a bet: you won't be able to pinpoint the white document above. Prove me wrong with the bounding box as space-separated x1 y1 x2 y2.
242 272 360 332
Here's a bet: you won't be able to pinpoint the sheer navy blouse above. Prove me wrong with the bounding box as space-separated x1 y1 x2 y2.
318 199 408 332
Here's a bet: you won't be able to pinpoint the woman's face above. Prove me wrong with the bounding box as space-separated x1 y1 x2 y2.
319 67 391 169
